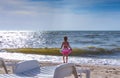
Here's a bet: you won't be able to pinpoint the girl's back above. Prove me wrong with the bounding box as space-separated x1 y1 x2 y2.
63 41 69 49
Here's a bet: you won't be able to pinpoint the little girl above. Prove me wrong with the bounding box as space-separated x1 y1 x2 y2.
60 36 72 63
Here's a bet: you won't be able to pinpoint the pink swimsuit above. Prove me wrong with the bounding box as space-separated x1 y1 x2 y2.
60 41 72 55
61 48 72 55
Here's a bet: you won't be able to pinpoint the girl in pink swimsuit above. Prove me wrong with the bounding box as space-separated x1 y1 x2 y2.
60 36 72 63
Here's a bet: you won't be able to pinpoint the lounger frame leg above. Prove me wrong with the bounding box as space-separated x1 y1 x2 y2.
1 60 8 74
86 70 90 78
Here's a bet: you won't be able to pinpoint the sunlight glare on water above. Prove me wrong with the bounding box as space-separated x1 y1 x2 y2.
0 31 30 48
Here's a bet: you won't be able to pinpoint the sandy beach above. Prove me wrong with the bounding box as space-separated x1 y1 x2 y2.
0 59 120 78
76 64 120 78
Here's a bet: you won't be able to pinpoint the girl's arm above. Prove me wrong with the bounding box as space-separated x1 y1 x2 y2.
68 42 72 50
60 42 63 49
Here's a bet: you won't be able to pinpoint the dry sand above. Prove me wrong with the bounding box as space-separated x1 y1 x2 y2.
76 64 120 78
0 59 120 78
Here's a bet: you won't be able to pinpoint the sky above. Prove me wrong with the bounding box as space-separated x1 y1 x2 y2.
0 0 120 31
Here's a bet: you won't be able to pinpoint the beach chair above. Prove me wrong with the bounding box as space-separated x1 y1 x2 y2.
13 60 40 74
13 60 55 78
0 59 55 78
53 63 90 78
53 63 78 78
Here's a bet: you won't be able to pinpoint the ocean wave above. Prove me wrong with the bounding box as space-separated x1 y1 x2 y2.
79 46 120 55
3 47 120 56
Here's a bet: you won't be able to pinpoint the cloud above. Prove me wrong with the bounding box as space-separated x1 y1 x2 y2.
0 0 38 15
0 0 120 30
0 0 120 16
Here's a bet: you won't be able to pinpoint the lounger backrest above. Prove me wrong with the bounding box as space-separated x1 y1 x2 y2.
53 63 78 78
13 60 40 74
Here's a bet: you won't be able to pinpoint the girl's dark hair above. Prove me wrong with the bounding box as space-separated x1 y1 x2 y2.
64 36 68 41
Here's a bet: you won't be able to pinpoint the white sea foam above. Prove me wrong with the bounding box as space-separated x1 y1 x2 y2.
0 51 120 66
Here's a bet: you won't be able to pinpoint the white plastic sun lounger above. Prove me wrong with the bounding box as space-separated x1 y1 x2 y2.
0 59 55 78
53 63 78 78
53 63 90 78
13 60 55 78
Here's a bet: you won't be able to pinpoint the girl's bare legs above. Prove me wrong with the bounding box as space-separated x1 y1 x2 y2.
66 55 68 63
63 55 65 63
63 55 68 63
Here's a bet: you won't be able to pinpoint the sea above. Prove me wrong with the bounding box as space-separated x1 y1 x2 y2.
0 31 120 66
